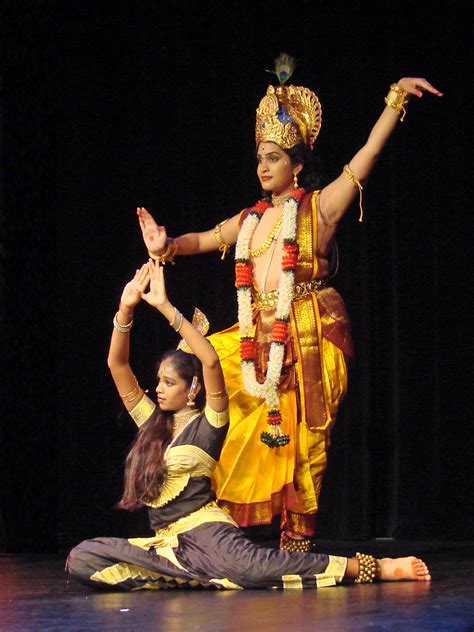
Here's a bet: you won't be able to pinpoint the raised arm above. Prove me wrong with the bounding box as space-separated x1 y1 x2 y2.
107 263 151 411
137 206 241 260
319 77 443 225
142 260 229 412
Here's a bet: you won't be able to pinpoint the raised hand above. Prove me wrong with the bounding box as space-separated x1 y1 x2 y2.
137 207 168 254
142 260 170 313
397 77 443 98
119 263 150 311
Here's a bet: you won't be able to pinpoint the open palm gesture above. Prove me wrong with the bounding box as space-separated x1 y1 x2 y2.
142 260 170 312
119 264 150 310
137 207 168 254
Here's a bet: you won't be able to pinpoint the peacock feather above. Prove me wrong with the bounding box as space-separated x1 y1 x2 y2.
265 52 296 85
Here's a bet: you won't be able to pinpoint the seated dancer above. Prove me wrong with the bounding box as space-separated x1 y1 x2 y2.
66 259 431 590
136 55 443 551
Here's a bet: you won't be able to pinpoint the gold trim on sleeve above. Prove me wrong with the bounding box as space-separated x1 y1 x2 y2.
205 404 229 428
129 394 157 427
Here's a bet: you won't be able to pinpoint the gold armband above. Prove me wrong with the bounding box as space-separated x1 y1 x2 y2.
129 394 157 428
148 237 179 265
214 220 231 260
119 376 141 403
384 83 409 122
206 388 227 400
343 164 364 222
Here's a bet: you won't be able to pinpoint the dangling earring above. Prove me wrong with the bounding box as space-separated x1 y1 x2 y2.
293 173 299 189
187 376 198 407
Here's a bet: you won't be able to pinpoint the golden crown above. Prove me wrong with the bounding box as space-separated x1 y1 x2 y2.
255 84 322 150
255 53 322 151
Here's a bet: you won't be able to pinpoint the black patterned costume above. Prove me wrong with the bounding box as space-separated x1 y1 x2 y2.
66 401 347 590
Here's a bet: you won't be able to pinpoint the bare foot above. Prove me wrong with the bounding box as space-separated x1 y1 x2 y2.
377 556 431 582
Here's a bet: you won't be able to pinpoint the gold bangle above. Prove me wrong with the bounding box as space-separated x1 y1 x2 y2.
384 83 409 122
119 376 141 403
214 220 231 260
206 388 227 400
343 164 364 222
354 552 378 583
148 237 179 265
120 385 138 400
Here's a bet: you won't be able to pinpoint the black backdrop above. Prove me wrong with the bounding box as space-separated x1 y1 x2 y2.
2 1 473 553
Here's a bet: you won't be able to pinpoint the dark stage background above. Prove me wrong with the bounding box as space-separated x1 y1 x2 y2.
2 1 473 553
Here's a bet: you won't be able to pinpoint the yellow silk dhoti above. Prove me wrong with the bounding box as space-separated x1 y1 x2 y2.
210 191 352 537
209 312 349 537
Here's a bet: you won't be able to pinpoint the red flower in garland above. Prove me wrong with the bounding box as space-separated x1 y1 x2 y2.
236 188 307 449
254 200 272 216
240 337 256 361
272 320 288 344
235 262 253 288
267 409 282 425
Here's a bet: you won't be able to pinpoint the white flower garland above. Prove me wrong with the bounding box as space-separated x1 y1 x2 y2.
236 196 299 408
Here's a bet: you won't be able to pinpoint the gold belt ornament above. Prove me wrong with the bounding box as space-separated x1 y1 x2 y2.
252 278 328 313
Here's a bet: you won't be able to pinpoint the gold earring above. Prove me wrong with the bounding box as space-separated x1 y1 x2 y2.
187 376 198 407
293 173 299 189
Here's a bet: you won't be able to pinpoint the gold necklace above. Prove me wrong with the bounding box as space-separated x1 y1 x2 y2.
249 212 284 258
271 192 293 207
171 408 199 429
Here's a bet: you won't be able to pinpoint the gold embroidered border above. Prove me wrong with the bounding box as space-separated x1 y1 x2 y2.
90 562 200 588
291 293 328 428
205 404 229 428
130 501 238 551
282 574 304 590
326 555 347 583
147 445 217 508
129 394 156 427
296 191 320 280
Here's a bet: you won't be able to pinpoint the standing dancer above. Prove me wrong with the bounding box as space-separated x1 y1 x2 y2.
66 259 431 590
137 56 442 550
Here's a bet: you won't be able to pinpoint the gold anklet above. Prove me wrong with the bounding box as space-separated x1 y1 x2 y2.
354 552 377 583
280 531 312 553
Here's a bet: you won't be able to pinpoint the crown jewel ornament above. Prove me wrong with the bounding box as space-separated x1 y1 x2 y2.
256 53 322 150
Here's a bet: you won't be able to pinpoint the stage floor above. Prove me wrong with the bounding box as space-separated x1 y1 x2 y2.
0 540 473 631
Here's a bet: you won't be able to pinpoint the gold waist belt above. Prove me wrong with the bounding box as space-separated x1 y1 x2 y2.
252 278 328 313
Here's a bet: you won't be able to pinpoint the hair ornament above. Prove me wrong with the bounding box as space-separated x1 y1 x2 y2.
177 308 210 354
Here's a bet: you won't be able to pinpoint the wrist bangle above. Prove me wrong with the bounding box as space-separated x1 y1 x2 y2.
113 312 133 333
148 237 179 266
384 83 409 122
170 307 183 332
